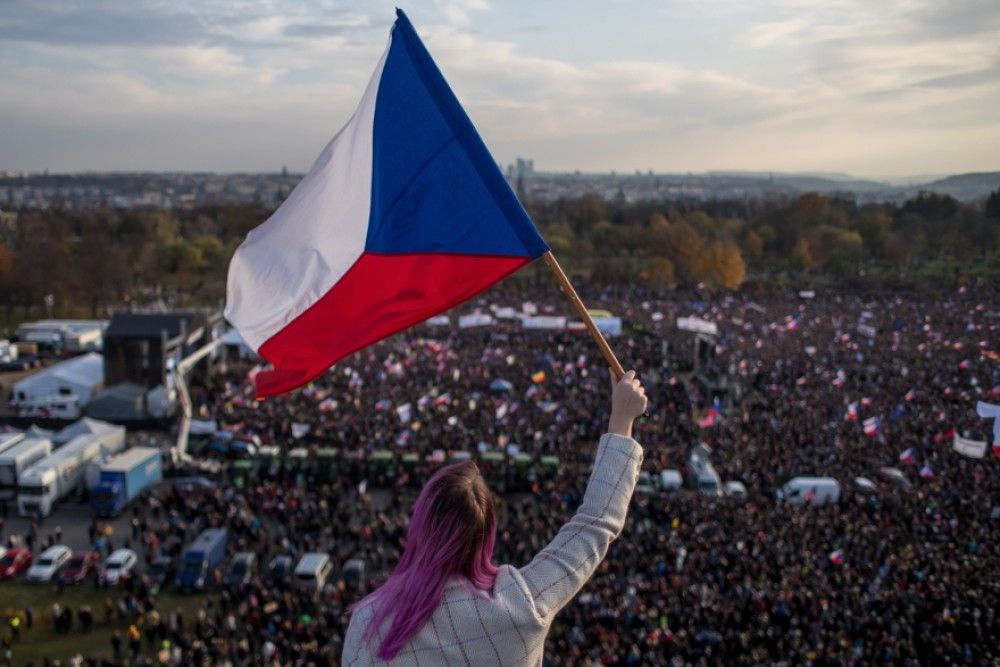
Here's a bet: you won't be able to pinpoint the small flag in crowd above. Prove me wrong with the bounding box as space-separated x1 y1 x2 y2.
919 462 934 479
531 370 547 384
374 399 391 411
846 401 859 421
785 316 799 332
861 397 872 408
708 399 723 418
863 417 881 437
904 389 916 402
992 384 1000 397
225 9 549 398
899 447 917 464
959 359 972 370
829 549 844 566
433 393 452 407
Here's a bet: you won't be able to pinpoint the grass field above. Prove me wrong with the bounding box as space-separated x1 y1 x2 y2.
0 581 213 664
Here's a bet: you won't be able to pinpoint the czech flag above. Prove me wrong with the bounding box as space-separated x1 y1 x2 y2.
863 416 881 437
828 549 844 566
845 401 859 421
899 447 917 464
226 9 549 397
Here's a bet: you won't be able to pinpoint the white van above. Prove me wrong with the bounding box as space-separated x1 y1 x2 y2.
294 552 332 594
688 447 722 497
776 477 841 506
659 469 683 491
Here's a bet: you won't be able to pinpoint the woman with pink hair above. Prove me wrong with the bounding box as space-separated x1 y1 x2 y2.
344 370 647 665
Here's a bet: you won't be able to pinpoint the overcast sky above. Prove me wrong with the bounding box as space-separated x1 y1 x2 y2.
1 0 998 178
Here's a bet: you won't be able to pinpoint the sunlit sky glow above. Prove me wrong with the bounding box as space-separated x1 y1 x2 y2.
1 0 998 177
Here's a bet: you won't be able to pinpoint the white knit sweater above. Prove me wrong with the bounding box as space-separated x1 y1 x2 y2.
343 432 643 666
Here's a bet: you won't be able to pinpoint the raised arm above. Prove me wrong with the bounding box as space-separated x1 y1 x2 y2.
517 370 647 620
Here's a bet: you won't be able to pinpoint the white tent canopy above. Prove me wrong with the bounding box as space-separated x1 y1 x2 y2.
54 416 124 447
10 352 104 409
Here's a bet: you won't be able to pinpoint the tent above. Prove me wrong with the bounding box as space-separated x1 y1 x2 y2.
10 352 104 410
54 417 126 454
85 383 147 423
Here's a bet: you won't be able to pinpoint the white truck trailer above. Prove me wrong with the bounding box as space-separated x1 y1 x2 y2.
17 431 124 518
0 437 52 500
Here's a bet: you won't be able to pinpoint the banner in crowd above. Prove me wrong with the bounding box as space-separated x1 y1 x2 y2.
953 433 987 459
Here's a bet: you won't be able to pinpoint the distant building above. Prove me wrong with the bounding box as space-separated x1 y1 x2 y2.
515 158 535 179
0 208 17 239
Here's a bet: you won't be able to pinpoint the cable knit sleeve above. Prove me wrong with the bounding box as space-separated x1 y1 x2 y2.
515 432 643 620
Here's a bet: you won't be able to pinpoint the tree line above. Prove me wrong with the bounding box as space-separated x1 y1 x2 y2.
0 189 997 321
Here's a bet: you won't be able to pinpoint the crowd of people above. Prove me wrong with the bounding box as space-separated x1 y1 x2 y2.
2 280 998 665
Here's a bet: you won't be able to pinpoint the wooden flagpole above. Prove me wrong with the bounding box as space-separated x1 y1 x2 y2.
542 251 625 381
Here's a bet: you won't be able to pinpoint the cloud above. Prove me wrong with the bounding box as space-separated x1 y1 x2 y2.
0 0 997 175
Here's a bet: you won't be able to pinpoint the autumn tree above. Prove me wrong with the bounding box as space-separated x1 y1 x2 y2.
701 240 746 290
667 219 706 284
791 238 814 270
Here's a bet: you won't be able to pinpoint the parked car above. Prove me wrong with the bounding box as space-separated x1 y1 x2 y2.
725 481 748 497
26 545 72 582
224 552 256 589
147 555 177 589
878 467 912 490
293 552 332 594
0 547 32 579
659 469 683 491
101 549 138 586
635 471 655 495
266 554 294 585
340 557 367 593
58 550 101 584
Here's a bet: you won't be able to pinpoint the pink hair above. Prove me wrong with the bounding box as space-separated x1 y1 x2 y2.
354 460 499 660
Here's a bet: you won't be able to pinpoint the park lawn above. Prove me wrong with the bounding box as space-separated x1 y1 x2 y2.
0 581 213 663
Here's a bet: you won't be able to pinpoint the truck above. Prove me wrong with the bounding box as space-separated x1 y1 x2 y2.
176 528 228 592
0 432 25 458
17 434 105 518
0 340 17 363
90 447 162 518
0 437 52 500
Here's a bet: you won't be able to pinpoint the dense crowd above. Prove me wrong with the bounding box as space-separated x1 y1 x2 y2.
3 280 999 665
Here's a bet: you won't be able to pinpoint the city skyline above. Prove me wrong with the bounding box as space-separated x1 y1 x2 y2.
1 0 998 177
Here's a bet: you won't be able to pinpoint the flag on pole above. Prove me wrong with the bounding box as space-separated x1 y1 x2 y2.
863 417 881 437
845 401 859 421
899 447 917 464
226 9 549 398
